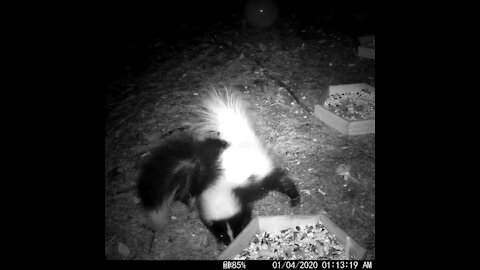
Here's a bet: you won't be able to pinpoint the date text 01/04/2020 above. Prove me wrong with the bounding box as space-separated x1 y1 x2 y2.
271 260 374 269
222 260 374 269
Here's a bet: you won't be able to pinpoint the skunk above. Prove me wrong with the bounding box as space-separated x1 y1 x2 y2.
137 87 301 245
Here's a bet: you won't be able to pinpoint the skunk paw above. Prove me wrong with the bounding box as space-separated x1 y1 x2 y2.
290 196 301 207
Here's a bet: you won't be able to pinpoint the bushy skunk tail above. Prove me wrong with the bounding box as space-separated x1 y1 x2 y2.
189 86 260 147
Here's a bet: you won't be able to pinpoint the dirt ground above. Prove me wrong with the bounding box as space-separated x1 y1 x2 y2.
105 12 375 260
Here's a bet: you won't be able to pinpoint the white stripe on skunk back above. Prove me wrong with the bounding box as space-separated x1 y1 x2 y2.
199 179 241 221
191 87 274 186
190 87 276 221
220 144 274 186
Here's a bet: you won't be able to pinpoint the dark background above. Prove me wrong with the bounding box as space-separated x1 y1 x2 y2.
102 0 374 86
104 0 377 260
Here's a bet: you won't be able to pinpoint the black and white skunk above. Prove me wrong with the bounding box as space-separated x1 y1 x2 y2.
137 87 301 245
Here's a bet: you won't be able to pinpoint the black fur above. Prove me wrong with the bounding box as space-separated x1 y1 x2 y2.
137 132 301 245
137 133 227 210
234 168 301 207
199 205 253 245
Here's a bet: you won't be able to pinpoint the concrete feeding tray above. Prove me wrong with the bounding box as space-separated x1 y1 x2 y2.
314 83 375 135
218 214 367 260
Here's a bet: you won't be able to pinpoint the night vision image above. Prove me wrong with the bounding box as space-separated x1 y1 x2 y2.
105 0 375 261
